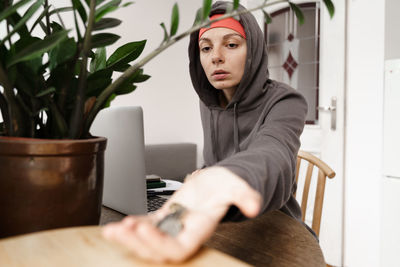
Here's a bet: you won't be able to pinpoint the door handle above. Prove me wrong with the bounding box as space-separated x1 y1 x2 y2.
317 97 337 131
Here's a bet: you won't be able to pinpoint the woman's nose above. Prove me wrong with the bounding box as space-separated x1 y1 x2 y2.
211 48 224 64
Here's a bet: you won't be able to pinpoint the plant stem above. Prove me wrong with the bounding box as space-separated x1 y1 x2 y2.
50 100 68 138
83 0 288 134
68 0 96 139
55 9 66 29
45 0 51 35
0 64 24 136
3 0 12 49
57 49 80 115
0 91 10 135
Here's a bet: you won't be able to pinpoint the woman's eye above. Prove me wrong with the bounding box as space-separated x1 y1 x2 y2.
201 46 211 52
227 43 238 48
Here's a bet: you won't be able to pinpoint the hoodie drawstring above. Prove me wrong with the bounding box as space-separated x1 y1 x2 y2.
210 109 219 161
210 103 240 162
233 102 240 153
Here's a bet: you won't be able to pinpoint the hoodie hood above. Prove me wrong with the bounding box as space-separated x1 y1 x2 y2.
189 1 270 111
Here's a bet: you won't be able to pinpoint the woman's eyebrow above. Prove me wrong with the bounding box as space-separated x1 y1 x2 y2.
199 37 211 43
223 33 244 40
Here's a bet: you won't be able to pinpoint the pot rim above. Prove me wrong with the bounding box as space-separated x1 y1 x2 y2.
0 136 107 156
0 136 106 143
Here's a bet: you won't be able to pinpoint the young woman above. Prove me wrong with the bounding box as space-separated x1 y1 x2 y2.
102 1 308 263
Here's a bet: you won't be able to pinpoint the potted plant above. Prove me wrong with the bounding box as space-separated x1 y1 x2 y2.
0 0 333 238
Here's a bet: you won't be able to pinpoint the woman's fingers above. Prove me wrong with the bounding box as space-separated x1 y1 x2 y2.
102 216 171 262
102 206 224 263
230 183 262 218
135 222 189 263
135 209 222 263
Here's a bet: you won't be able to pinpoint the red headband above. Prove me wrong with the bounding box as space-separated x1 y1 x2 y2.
199 14 246 39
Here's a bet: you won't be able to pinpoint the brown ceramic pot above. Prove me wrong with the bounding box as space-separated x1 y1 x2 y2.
0 136 107 238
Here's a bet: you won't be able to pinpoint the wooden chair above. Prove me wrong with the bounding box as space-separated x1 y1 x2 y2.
294 150 336 237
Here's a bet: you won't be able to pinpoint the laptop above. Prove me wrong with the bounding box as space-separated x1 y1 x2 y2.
90 106 149 215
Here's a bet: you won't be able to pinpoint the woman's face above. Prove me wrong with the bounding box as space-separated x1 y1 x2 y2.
199 27 247 95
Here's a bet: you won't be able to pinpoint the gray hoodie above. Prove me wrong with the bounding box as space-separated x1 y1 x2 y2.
188 1 308 222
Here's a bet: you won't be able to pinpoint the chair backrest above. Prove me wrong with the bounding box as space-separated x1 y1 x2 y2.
294 150 336 236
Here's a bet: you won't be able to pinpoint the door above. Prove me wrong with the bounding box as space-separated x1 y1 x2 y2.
261 0 346 265
301 1 345 265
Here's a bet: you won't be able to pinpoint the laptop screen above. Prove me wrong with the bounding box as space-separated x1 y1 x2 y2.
91 106 147 215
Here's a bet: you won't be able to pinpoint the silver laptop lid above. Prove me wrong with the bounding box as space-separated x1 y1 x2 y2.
90 106 147 215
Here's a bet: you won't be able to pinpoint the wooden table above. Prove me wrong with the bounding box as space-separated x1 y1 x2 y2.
0 210 324 267
0 226 250 267
205 210 326 267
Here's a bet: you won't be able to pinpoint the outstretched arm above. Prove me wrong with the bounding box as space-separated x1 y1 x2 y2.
102 166 261 263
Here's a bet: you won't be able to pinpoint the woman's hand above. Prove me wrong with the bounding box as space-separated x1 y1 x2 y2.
102 166 261 263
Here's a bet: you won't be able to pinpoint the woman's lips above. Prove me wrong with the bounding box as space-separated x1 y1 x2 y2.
213 74 228 80
212 70 229 80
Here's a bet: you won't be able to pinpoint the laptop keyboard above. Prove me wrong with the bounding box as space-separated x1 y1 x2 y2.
147 195 168 212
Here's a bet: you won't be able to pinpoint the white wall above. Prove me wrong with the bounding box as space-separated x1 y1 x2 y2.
381 1 400 266
344 0 385 266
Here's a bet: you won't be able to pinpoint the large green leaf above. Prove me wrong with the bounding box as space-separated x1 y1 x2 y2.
115 83 136 95
95 0 121 22
322 0 335 18
106 40 146 69
202 0 212 20
120 68 149 85
50 21 64 32
72 0 87 23
112 68 145 95
7 30 69 67
48 38 77 70
87 77 113 97
289 2 304 25
90 47 106 72
112 63 130 72
14 64 36 97
0 0 45 46
133 73 150 83
122 68 150 84
13 36 43 75
86 69 113 97
88 68 112 81
170 3 179 36
0 0 33 22
93 17 122 31
91 33 120 48
7 12 30 39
